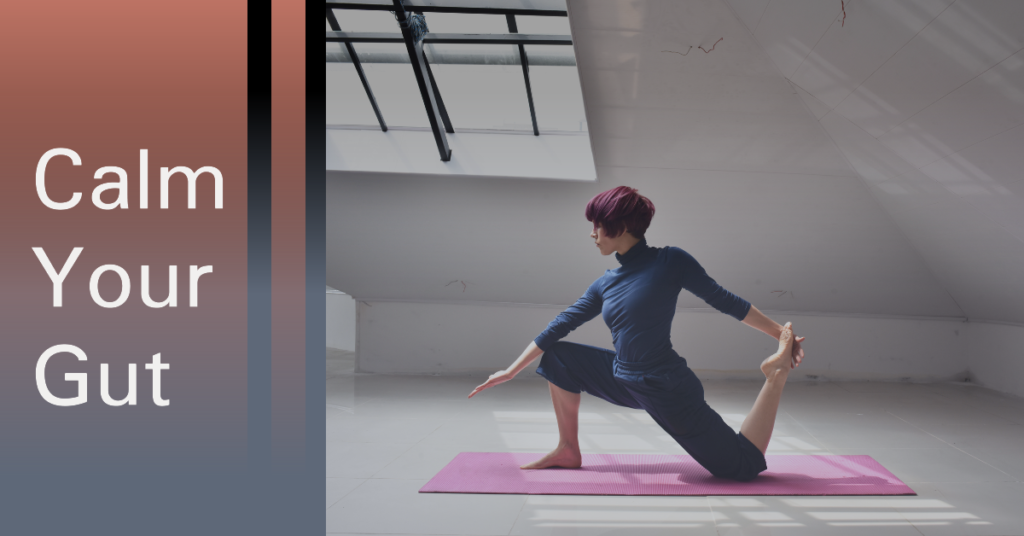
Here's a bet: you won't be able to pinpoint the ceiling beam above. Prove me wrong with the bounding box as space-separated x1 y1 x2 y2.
326 0 567 17
325 48 577 66
326 31 572 46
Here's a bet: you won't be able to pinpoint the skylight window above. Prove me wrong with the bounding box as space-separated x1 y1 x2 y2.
325 0 594 181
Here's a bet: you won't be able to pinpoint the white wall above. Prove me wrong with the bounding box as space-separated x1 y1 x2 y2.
356 300 968 382
967 322 1024 398
723 0 1024 326
327 167 965 320
327 291 356 351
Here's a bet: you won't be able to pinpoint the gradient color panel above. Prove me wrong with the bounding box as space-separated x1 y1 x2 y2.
0 1 322 533
0 0 247 472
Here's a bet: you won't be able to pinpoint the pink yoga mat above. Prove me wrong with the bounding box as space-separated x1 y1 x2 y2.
420 453 915 496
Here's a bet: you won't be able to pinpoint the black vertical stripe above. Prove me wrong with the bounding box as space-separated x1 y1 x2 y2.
307 0 328 482
247 0 272 468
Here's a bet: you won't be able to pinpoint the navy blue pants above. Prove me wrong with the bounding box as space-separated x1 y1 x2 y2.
535 341 767 482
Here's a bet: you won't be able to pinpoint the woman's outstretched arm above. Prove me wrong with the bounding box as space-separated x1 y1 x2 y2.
470 279 603 399
504 341 545 377
741 305 805 366
741 304 783 338
468 341 544 398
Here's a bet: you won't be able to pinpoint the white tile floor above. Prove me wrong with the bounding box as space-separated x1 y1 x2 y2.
326 350 1024 535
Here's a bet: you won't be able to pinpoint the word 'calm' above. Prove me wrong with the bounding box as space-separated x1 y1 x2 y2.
36 148 223 210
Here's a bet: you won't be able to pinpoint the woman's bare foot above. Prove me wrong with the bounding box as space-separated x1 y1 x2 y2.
520 443 582 470
760 322 795 382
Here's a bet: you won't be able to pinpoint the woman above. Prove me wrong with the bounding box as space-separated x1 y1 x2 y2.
468 186 806 481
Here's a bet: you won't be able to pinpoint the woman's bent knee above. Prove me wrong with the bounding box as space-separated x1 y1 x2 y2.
690 430 767 482
706 460 764 482
535 349 582 394
721 467 763 482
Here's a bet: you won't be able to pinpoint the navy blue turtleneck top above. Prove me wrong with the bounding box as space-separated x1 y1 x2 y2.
534 237 751 369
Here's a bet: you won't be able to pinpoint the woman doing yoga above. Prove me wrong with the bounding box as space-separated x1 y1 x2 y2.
468 186 806 482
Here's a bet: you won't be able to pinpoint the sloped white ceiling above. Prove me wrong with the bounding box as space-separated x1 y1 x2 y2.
726 0 1024 323
328 0 1024 323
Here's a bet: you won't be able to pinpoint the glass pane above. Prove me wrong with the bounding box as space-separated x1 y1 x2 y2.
430 61 534 131
326 63 379 126
330 8 399 32
527 64 587 132
328 10 404 57
327 44 432 128
514 15 571 35
359 62 432 128
420 12 509 33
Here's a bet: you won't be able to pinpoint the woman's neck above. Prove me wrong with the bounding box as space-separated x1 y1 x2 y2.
615 234 641 256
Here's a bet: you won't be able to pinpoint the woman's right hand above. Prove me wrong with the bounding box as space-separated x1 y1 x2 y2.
468 369 516 398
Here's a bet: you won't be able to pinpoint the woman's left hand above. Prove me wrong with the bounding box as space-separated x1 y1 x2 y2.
790 335 806 368
468 369 515 398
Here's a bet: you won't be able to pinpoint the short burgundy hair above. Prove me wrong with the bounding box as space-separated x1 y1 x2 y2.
585 186 655 239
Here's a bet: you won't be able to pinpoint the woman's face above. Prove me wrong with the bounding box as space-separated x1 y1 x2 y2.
590 223 626 256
